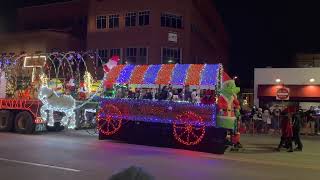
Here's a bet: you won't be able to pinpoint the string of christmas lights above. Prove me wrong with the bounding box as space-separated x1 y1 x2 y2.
143 65 162 84
155 64 175 84
104 64 222 87
97 104 123 136
200 64 219 86
185 64 204 85
171 64 190 85
129 65 149 84
99 98 216 127
173 111 206 145
105 65 125 85
116 64 135 84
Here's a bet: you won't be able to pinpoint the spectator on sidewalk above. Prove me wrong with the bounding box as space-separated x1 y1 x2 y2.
292 109 303 151
254 108 263 133
262 108 271 133
272 107 281 131
306 106 316 135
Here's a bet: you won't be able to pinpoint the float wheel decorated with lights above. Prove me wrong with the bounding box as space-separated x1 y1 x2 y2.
97 104 123 136
173 111 206 146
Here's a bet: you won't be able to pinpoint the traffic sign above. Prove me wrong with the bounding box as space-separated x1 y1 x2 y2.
276 87 290 100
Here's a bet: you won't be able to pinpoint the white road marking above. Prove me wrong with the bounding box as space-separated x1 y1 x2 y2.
0 157 80 172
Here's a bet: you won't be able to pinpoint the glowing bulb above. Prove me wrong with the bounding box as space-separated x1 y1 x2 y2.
275 79 281 83
309 78 315 83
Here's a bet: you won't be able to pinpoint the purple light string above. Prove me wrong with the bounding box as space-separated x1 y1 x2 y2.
143 65 161 84
200 64 219 86
171 64 190 85
100 98 216 127
116 64 136 84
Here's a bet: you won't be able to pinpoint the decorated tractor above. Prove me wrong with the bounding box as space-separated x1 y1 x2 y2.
97 59 241 154
0 52 104 134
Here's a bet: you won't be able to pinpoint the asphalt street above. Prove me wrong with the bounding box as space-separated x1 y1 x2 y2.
0 131 319 180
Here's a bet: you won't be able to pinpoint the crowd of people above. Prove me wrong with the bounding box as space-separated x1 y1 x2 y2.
239 104 320 152
114 85 216 105
240 105 320 136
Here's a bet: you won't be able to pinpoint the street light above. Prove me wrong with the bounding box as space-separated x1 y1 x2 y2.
309 78 315 83
275 78 281 83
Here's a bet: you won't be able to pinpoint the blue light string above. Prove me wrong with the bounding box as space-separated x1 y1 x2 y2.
143 65 161 84
200 64 219 86
100 98 216 127
171 64 190 85
116 64 136 84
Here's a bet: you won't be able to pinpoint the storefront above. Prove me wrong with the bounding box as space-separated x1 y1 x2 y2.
254 67 320 111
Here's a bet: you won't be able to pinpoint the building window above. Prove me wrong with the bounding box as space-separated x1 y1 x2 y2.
138 11 150 26
191 24 199 33
96 15 107 29
139 48 147 57
109 14 119 28
138 47 148 64
161 13 183 29
162 48 181 64
125 12 137 27
126 47 137 64
110 48 121 58
125 47 148 64
98 49 108 60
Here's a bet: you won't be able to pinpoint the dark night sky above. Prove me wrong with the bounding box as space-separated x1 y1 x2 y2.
1 1 320 88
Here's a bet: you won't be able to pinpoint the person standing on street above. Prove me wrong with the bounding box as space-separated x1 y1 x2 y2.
276 111 293 152
292 109 303 151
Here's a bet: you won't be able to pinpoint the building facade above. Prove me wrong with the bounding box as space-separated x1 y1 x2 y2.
1 0 228 66
294 53 320 68
0 0 88 55
87 0 228 65
254 68 320 110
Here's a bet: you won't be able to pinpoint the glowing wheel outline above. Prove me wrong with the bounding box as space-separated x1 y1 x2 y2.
97 104 122 136
173 111 206 146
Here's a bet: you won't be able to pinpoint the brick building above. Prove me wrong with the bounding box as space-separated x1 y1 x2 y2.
0 0 87 54
1 0 228 66
87 0 228 65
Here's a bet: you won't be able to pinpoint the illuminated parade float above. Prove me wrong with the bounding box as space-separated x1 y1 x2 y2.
98 58 241 154
0 52 103 133
0 52 240 154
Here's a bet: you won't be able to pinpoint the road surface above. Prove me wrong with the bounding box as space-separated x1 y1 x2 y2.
0 131 319 180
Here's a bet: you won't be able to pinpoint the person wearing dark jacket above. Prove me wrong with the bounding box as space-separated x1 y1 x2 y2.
159 86 168 100
276 112 293 152
292 110 303 151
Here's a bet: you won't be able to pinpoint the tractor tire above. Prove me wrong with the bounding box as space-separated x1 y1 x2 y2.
14 111 35 134
0 110 14 132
